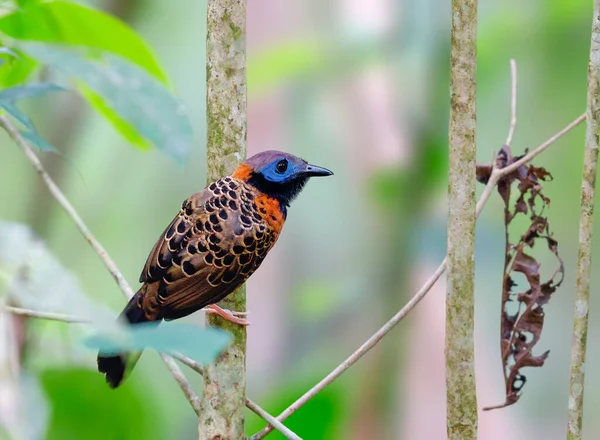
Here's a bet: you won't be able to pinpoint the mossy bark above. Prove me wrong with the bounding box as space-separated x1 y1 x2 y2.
446 0 478 439
566 3 600 439
198 0 247 439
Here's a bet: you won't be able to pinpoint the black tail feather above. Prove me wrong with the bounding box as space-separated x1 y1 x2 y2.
97 292 151 388
97 354 128 388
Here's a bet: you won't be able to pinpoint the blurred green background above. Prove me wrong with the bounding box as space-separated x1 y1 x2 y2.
0 0 597 439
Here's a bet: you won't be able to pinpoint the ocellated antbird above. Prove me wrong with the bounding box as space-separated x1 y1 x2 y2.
97 150 333 387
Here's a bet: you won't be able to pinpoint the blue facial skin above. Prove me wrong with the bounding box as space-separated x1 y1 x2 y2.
245 154 333 215
259 158 304 183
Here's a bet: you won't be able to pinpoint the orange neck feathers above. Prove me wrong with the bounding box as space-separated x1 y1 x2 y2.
232 164 253 181
255 194 285 232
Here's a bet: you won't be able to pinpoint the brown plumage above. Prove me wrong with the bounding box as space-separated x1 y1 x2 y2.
136 176 282 321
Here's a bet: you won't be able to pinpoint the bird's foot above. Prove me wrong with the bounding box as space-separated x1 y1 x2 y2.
203 304 251 326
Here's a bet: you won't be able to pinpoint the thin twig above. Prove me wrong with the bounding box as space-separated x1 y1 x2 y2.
501 114 586 176
505 59 518 147
0 306 88 323
176 352 205 376
567 5 600 438
475 115 585 218
250 112 586 439
246 399 302 440
0 113 201 414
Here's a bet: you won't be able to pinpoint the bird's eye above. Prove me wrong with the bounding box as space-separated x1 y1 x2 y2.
275 159 288 173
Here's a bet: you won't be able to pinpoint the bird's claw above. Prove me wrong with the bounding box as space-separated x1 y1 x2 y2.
203 304 251 326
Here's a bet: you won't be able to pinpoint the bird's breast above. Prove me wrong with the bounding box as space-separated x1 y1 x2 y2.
254 194 285 234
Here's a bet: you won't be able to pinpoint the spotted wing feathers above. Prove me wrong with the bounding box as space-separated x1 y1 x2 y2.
138 177 280 320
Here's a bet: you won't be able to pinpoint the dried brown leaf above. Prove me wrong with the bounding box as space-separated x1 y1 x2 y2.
482 146 564 410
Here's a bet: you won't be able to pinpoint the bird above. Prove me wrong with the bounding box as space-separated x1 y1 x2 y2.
97 150 333 388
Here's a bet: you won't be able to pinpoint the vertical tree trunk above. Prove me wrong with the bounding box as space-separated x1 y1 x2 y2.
445 0 478 439
198 0 247 439
566 2 600 439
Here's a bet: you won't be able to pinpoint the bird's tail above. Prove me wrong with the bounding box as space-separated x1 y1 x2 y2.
97 291 154 388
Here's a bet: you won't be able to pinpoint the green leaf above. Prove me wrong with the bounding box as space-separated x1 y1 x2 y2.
1 100 34 129
19 42 192 162
85 321 232 364
0 0 167 82
0 82 64 101
0 82 64 151
78 83 150 150
0 49 37 88
0 1 175 149
20 128 59 152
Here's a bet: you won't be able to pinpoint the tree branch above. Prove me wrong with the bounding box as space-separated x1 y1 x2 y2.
0 113 201 415
566 2 600 438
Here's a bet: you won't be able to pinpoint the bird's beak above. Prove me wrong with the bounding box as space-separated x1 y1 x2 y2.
305 164 334 177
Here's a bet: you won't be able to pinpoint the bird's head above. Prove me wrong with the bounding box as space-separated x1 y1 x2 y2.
232 150 333 208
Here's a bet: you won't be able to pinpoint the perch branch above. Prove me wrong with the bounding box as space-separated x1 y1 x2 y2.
567 3 600 438
251 107 585 439
0 113 201 415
